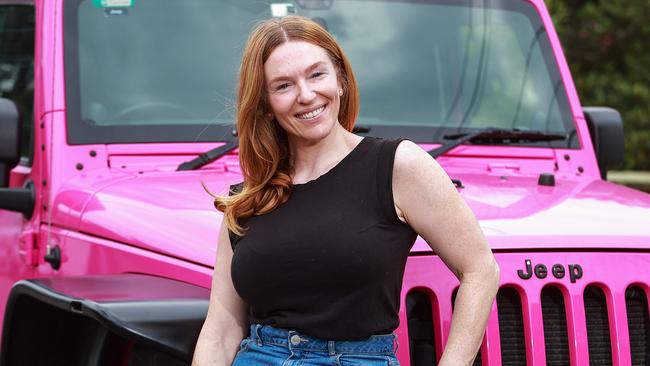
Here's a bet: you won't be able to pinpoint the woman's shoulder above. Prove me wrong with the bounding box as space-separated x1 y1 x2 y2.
393 139 430 170
392 139 450 189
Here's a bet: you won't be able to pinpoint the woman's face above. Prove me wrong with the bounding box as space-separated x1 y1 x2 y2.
264 40 342 146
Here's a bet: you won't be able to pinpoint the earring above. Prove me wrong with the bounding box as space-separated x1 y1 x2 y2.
338 89 343 97
267 113 273 118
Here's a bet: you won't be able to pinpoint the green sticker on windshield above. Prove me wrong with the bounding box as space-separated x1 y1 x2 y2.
92 0 133 7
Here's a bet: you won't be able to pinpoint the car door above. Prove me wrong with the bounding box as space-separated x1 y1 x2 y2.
0 1 38 335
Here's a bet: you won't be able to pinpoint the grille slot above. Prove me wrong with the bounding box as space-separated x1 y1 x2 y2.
406 291 437 366
625 286 650 365
497 287 527 365
541 286 570 365
584 286 612 365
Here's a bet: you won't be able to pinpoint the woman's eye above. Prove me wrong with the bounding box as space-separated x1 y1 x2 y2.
311 71 325 78
275 83 291 91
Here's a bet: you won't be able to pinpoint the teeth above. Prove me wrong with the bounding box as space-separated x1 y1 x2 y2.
297 105 325 119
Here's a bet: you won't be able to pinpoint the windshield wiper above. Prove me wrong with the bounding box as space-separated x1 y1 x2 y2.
428 128 567 158
177 139 239 171
176 123 370 171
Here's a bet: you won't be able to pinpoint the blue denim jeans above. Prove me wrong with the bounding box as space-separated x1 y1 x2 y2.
232 324 400 365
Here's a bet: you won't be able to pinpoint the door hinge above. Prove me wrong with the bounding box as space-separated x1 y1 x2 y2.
18 230 39 266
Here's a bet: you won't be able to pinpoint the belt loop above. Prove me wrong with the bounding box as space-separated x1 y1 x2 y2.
393 333 399 353
289 331 302 350
328 340 336 356
254 324 263 346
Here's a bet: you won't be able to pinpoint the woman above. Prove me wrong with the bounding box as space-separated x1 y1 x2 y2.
192 16 499 366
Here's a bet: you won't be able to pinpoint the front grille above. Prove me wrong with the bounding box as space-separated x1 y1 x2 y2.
401 253 650 365
626 286 650 365
584 286 613 365
541 286 570 365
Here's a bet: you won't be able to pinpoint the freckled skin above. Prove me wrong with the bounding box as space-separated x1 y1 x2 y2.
264 41 343 149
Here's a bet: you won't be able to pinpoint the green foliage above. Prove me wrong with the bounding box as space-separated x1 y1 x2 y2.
546 0 650 170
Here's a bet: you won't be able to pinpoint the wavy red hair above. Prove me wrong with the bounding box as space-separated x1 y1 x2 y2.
214 16 360 235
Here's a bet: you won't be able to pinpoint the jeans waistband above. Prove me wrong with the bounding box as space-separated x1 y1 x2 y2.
249 324 397 355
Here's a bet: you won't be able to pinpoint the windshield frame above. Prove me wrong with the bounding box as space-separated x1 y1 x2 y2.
63 0 240 144
63 0 578 149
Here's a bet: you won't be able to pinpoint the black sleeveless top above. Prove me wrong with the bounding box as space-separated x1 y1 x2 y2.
230 137 418 340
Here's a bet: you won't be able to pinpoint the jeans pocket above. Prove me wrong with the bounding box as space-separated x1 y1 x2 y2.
338 353 399 366
387 354 400 366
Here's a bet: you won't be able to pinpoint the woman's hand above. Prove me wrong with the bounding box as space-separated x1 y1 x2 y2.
393 141 500 366
192 220 249 366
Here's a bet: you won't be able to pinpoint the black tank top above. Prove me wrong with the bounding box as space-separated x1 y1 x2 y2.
230 137 417 340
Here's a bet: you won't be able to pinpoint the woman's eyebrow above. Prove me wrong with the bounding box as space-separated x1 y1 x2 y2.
268 61 326 84
305 61 325 72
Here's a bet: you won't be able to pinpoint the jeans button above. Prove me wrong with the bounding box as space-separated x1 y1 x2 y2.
290 334 301 345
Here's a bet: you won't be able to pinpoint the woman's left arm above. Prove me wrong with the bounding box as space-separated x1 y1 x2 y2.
392 141 500 366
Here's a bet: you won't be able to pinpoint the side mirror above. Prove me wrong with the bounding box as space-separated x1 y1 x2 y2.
0 97 34 218
0 97 20 187
583 107 625 180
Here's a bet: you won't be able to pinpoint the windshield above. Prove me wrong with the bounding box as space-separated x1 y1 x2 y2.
65 0 577 147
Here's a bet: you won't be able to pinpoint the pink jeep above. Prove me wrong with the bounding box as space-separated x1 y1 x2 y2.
1 0 649 365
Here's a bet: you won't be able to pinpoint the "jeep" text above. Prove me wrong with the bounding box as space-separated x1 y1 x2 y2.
517 259 583 283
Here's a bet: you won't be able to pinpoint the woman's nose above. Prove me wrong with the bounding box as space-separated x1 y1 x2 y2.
296 80 316 104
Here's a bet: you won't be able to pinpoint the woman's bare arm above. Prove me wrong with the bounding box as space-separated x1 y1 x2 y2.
393 141 500 366
192 220 249 366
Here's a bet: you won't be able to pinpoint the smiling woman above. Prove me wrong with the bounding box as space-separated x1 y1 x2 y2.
192 15 499 366
215 16 360 237
264 42 345 150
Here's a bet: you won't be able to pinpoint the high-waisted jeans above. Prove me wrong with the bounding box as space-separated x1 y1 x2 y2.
232 324 400 365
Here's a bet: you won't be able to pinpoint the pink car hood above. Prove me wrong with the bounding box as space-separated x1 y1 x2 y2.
61 170 650 268
421 173 650 252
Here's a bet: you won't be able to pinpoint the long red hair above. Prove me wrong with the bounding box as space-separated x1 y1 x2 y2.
214 16 360 235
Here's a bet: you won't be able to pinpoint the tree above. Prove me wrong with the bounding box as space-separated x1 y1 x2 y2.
547 0 650 170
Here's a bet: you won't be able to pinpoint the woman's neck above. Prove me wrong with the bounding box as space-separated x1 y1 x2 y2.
289 124 362 184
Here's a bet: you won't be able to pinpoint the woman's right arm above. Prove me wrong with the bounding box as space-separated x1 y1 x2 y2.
192 220 249 366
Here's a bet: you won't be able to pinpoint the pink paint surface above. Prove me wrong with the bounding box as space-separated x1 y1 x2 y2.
1 0 650 364
44 160 650 268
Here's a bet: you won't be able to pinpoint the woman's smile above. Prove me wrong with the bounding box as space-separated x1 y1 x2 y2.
295 103 327 121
